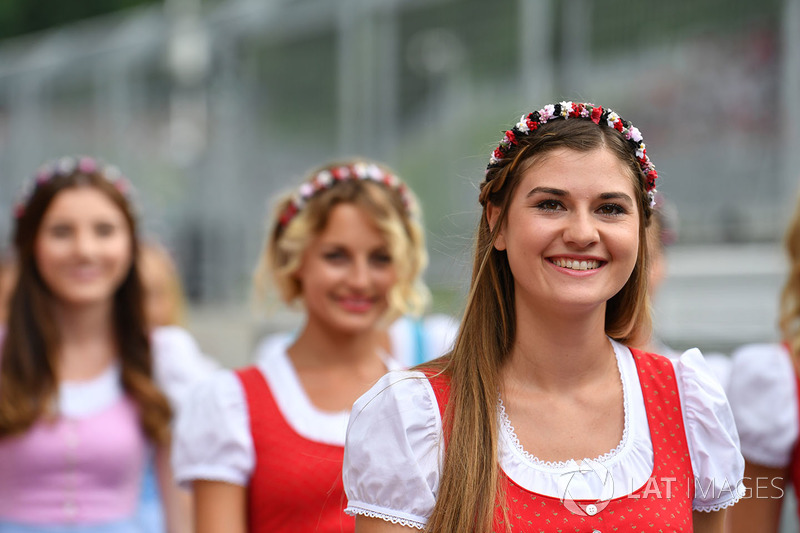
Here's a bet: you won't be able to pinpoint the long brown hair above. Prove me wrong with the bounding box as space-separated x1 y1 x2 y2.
780 194 800 362
426 118 653 532
0 168 172 443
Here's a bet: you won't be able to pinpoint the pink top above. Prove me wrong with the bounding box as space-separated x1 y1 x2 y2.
0 326 218 526
0 396 146 524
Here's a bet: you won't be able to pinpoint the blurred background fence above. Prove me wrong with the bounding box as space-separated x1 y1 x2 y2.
0 0 798 363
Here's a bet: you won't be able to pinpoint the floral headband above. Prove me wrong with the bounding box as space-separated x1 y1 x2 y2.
487 101 658 206
14 156 132 219
277 162 416 228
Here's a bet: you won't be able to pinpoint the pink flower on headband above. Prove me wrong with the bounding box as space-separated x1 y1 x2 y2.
78 157 98 174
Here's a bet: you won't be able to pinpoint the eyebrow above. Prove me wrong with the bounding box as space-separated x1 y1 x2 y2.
526 187 634 204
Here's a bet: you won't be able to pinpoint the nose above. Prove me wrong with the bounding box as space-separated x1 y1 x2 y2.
347 256 372 290
563 210 599 248
73 228 98 257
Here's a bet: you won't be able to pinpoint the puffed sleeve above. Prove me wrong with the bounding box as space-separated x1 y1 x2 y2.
151 326 220 410
726 343 797 468
343 370 442 529
673 348 745 512
171 370 254 488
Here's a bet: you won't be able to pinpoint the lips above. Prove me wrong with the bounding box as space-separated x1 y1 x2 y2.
336 296 376 313
64 266 106 281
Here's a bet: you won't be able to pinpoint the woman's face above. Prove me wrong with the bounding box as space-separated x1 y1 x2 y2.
294 203 398 335
489 146 640 316
34 186 133 309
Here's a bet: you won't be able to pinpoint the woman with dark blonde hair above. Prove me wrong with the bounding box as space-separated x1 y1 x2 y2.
343 102 743 532
727 192 800 532
0 157 207 532
173 160 454 533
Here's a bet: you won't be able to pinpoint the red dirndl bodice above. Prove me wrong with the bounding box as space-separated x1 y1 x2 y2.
235 366 354 533
426 348 696 532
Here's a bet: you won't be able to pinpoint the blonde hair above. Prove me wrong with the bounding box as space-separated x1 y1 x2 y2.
253 160 430 322
780 194 800 362
426 118 653 532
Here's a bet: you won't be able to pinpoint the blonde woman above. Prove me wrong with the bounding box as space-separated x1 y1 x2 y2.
173 160 453 533
727 193 800 533
343 102 744 532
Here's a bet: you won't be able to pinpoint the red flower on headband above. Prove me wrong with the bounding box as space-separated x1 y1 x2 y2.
504 130 517 145
526 119 539 131
493 147 505 160
590 107 603 124
613 120 624 133
569 104 584 118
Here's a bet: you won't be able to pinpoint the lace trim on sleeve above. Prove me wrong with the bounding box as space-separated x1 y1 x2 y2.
692 489 743 513
345 505 426 530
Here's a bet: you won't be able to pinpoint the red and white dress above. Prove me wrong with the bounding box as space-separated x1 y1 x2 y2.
172 316 458 532
343 340 744 531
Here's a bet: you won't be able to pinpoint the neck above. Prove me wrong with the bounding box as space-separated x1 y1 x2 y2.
503 297 615 392
289 318 389 369
51 299 117 351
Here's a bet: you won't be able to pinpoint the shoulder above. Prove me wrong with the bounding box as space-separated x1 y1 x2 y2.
151 326 220 406
662 347 745 512
344 370 443 528
172 368 254 487
727 343 798 468
252 331 294 367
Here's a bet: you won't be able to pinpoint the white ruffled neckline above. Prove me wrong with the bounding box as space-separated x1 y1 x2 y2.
496 340 655 500
498 338 630 470
256 334 403 447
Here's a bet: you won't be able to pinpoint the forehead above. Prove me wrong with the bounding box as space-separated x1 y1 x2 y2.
518 147 637 197
315 203 386 246
43 186 126 221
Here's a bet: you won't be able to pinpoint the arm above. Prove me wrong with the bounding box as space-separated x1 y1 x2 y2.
156 442 193 533
692 509 727 533
355 516 418 532
726 461 787 533
193 480 247 533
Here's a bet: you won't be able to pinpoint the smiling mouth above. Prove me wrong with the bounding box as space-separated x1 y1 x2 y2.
550 258 602 271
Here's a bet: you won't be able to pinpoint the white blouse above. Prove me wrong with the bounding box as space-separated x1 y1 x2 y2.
727 343 798 468
172 315 458 488
56 326 217 419
343 341 744 530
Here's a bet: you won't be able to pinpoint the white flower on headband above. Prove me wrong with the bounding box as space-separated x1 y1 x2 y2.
540 104 555 121
516 115 529 133
316 170 333 187
629 127 643 143
559 101 572 117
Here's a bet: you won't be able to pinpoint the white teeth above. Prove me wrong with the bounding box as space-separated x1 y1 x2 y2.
553 259 599 270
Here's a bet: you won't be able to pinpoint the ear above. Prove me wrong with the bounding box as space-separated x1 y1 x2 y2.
486 202 506 251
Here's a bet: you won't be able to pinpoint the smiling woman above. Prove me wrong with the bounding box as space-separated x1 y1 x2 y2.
342 103 744 533
171 160 451 533
0 156 214 533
